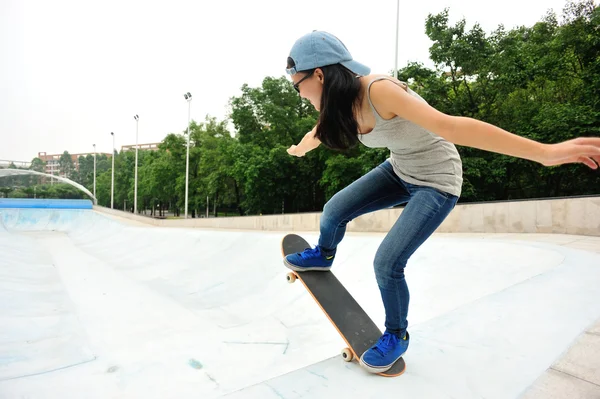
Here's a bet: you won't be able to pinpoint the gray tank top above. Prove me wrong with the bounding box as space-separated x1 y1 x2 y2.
359 76 463 197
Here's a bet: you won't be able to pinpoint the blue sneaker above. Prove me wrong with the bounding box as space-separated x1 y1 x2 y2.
284 246 335 271
360 331 409 373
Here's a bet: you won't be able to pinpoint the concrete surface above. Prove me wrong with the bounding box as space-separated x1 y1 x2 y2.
0 208 599 398
520 318 600 399
94 196 600 236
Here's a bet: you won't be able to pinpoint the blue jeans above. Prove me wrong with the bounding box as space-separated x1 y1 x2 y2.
318 160 458 338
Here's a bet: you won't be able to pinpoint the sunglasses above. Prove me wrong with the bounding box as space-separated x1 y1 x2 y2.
293 70 315 93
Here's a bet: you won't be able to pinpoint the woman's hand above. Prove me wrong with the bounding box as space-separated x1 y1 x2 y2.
287 145 304 157
287 128 321 157
541 138 600 169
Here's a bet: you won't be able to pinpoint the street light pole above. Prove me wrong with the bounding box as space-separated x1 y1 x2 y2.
133 114 139 214
394 0 399 78
93 143 96 200
183 92 192 219
111 132 115 209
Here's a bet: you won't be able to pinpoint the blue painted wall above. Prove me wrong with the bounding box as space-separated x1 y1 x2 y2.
0 199 93 209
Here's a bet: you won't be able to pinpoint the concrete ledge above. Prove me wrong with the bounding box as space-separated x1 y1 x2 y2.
553 332 600 386
519 369 600 399
94 195 600 236
432 196 600 236
520 318 600 399
91 207 157 225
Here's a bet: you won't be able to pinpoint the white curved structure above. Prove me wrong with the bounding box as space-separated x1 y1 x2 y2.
0 169 97 204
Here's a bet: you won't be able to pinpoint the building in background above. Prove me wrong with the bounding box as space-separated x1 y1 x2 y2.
36 143 159 176
121 142 160 152
37 152 111 176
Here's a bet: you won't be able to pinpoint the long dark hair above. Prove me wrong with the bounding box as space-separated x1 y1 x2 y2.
287 58 362 150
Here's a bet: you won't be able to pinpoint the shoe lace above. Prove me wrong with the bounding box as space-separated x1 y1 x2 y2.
373 332 399 356
299 246 322 260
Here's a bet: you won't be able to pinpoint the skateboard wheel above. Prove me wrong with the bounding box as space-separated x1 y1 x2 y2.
341 348 353 362
286 273 297 284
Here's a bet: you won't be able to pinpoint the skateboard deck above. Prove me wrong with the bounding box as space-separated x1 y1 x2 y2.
281 233 406 377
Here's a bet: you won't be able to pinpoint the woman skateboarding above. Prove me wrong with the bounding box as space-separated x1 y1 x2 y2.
282 30 600 374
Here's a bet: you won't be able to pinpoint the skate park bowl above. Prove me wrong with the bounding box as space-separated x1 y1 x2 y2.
1 198 599 398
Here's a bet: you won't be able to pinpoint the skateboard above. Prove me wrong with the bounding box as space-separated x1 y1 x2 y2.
281 233 406 377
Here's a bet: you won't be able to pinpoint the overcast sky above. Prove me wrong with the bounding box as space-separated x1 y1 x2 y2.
1 0 573 162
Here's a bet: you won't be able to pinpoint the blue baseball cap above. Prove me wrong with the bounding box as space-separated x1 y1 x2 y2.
286 31 370 76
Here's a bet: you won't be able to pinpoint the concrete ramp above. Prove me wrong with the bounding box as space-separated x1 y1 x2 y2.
223 242 600 399
0 209 599 398
0 210 97 381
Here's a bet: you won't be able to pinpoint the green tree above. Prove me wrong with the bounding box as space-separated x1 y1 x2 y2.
30 157 46 173
59 151 74 178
